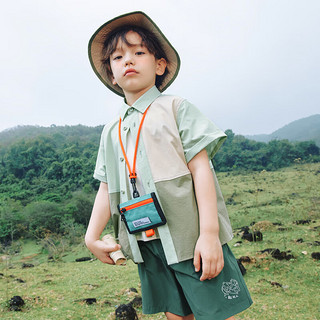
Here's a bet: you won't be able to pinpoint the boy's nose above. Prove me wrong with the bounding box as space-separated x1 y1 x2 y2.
124 54 134 66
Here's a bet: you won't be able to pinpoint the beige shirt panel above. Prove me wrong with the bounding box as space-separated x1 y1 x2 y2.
142 95 190 183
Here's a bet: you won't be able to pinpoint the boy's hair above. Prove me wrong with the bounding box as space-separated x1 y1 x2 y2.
101 25 169 89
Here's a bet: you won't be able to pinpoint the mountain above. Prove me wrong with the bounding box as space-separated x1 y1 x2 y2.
0 124 103 148
246 114 320 146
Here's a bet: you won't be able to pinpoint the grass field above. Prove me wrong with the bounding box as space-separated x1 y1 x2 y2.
1 163 319 319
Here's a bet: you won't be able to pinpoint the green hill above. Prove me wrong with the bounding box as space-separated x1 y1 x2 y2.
246 114 320 146
0 124 319 244
0 124 103 149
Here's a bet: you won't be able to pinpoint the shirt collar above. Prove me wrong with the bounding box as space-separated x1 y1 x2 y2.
119 86 161 120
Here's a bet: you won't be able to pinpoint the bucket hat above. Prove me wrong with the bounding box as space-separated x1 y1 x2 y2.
88 11 180 97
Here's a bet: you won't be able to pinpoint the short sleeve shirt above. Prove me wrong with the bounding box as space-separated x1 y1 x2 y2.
94 86 233 265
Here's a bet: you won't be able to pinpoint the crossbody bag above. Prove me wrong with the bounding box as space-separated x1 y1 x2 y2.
117 106 166 237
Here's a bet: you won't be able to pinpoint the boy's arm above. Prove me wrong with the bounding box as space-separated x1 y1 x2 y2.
85 182 121 264
187 149 224 281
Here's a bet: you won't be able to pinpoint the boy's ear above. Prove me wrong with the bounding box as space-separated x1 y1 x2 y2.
156 58 167 76
112 76 117 85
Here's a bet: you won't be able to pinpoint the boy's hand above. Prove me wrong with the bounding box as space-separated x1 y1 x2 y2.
86 239 121 265
193 234 224 281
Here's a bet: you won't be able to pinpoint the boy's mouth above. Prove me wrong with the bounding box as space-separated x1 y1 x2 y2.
124 68 137 76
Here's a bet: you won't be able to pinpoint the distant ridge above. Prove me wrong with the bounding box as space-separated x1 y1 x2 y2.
246 114 320 146
1 115 319 148
0 124 103 148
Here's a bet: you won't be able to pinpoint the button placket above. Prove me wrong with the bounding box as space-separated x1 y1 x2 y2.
135 135 149 193
119 116 129 202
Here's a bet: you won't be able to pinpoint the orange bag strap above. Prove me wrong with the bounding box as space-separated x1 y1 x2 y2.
118 106 150 198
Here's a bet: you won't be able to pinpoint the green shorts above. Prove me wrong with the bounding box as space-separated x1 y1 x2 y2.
138 240 252 320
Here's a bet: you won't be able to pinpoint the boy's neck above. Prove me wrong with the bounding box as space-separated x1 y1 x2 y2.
124 85 155 106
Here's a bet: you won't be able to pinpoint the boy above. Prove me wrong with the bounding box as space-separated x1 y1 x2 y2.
85 11 252 320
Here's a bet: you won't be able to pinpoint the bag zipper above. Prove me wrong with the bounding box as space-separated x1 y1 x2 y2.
120 198 153 213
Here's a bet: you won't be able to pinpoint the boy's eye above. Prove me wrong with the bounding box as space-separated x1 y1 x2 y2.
113 55 122 60
136 51 145 56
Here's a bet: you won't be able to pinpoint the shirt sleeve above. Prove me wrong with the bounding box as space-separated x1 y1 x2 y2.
93 126 108 183
176 99 227 163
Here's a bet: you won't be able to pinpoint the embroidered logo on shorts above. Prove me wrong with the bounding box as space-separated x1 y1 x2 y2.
221 279 240 299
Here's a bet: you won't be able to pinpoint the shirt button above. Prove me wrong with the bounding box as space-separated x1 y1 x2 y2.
128 108 134 114
120 157 124 162
121 190 125 195
133 122 136 127
123 126 128 131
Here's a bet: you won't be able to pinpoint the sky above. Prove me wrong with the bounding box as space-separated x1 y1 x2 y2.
0 0 319 135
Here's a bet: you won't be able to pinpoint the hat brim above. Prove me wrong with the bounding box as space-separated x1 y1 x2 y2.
88 11 180 97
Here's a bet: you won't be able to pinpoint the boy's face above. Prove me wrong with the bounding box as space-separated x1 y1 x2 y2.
109 31 166 101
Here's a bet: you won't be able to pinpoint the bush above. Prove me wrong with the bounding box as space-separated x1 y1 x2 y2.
23 201 64 236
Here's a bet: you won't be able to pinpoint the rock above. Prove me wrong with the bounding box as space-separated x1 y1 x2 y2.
259 248 294 260
9 296 25 311
15 278 25 283
311 252 320 260
296 238 304 243
75 257 92 262
83 298 97 305
237 259 246 276
129 288 138 293
22 263 34 269
241 230 263 242
115 303 138 320
239 256 251 263
295 219 311 225
130 296 142 308
240 226 250 233
271 249 294 260
270 281 282 287
313 241 320 246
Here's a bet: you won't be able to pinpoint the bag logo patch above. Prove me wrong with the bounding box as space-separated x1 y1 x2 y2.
221 279 240 299
132 217 151 228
